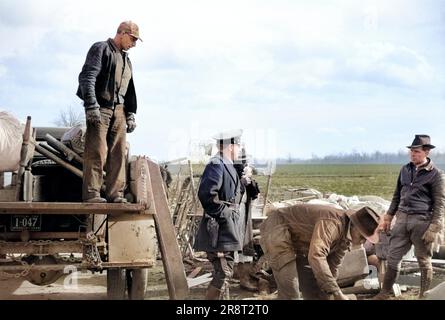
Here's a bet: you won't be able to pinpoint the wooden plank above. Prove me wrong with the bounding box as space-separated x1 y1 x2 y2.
187 266 202 279
0 202 146 215
44 133 83 164
262 175 272 216
33 142 83 178
186 273 212 288
2 232 85 240
15 116 33 200
147 158 189 299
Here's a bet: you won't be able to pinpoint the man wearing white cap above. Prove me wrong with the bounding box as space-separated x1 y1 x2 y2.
194 129 245 299
77 21 142 203
260 204 381 300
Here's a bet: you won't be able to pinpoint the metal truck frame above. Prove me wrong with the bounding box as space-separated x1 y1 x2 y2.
0 116 188 300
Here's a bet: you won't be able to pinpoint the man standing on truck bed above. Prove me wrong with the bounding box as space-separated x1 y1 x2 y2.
77 21 141 203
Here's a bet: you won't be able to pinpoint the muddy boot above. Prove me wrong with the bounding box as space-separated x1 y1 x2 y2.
85 196 107 203
419 268 433 299
373 267 398 300
112 196 127 203
237 263 258 292
205 284 223 300
240 274 258 292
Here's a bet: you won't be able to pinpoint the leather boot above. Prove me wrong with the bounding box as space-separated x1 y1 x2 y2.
419 268 433 299
237 263 258 292
85 196 107 203
373 267 398 300
112 196 128 203
205 284 223 300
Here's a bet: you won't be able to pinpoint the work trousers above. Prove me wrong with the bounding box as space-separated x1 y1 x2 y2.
387 211 433 270
207 251 235 292
83 105 127 201
272 256 330 300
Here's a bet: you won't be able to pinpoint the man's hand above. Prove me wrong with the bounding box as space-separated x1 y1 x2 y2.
126 112 136 133
85 107 101 127
422 223 442 244
379 214 393 233
242 166 253 184
331 290 349 300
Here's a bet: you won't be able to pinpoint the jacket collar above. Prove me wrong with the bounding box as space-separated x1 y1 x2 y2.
108 38 119 53
410 157 435 172
217 153 238 185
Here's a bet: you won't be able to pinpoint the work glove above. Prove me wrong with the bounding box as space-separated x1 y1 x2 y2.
85 106 101 127
422 223 442 244
242 166 253 184
126 112 136 133
379 214 393 233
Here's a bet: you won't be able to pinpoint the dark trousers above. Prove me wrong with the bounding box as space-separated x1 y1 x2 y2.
83 105 127 201
296 256 330 300
207 251 235 290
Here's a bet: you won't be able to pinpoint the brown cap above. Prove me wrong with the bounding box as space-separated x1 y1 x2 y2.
345 206 381 244
117 21 142 42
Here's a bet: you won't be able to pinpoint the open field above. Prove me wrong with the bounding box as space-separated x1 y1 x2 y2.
188 164 402 202
253 164 402 202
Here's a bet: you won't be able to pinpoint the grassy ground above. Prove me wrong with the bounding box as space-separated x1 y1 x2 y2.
188 163 401 202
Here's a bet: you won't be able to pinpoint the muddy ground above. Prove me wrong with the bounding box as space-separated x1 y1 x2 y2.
0 260 260 300
0 258 435 300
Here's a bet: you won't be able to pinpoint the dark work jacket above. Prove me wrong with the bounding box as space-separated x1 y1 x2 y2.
194 154 243 252
76 39 137 114
388 159 445 226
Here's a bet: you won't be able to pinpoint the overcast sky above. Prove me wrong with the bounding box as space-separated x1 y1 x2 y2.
1 0 444 162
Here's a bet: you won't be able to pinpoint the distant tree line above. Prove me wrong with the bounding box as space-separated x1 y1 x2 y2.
275 150 445 165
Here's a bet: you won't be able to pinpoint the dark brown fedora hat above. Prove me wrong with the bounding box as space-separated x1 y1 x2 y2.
406 134 435 149
345 206 381 243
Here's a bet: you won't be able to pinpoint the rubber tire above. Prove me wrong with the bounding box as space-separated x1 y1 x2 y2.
127 268 148 300
107 268 127 300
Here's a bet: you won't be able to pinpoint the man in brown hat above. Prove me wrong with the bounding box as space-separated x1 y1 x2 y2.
77 21 142 203
259 203 381 300
374 134 445 299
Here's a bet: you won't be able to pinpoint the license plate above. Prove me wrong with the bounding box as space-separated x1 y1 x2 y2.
10 215 42 231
